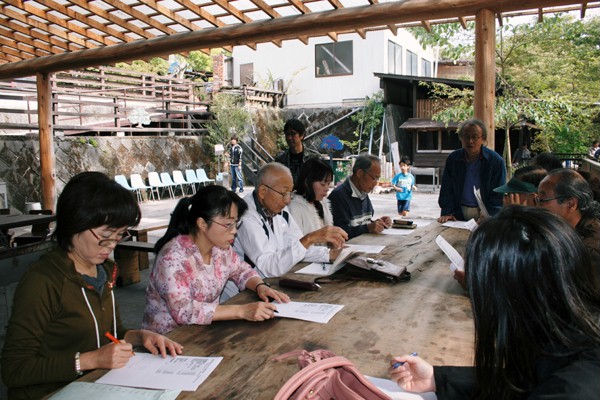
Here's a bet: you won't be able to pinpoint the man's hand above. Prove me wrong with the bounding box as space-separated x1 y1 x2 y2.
300 226 348 249
438 215 456 223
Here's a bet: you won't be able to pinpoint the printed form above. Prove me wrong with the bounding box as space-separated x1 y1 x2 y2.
274 301 344 323
96 353 222 391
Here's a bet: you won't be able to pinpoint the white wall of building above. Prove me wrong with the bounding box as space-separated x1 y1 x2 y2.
232 29 434 107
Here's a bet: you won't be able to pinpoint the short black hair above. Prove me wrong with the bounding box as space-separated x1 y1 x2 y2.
283 118 306 135
53 172 141 251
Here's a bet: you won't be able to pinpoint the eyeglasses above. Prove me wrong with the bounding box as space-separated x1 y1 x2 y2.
363 170 380 182
461 135 483 142
89 229 131 247
208 219 243 231
534 196 564 205
264 184 295 200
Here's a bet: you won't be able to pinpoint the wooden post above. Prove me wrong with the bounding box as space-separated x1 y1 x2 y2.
36 72 56 212
474 9 496 150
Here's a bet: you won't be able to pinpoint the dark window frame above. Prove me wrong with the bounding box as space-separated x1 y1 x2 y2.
315 40 354 77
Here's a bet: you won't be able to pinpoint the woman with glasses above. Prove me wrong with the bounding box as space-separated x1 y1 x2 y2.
142 185 289 334
1 172 182 400
390 206 600 399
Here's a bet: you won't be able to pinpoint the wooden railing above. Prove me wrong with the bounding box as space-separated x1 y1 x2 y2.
415 98 468 119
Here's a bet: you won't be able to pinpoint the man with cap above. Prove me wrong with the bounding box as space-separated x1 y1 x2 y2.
494 165 547 207
275 118 320 185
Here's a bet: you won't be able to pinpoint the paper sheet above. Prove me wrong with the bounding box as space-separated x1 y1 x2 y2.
441 219 478 231
435 235 464 271
274 301 344 323
295 246 358 275
49 382 180 400
95 353 222 391
473 187 489 218
366 376 437 400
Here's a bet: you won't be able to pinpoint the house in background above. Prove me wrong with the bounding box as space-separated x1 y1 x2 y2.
231 29 435 107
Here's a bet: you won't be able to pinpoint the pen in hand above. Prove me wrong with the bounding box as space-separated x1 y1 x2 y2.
392 352 417 369
105 331 135 356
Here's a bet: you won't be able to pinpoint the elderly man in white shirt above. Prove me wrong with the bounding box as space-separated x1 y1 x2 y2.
234 162 347 278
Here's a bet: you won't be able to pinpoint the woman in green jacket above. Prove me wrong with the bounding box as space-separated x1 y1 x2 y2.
1 172 183 399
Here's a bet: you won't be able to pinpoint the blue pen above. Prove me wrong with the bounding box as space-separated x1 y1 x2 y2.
392 352 418 369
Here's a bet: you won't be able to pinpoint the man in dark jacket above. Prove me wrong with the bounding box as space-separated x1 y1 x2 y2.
275 118 319 185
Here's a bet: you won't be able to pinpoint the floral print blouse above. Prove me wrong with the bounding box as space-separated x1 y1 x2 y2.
142 234 258 334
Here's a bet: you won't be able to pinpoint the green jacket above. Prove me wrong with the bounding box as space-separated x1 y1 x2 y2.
1 246 126 400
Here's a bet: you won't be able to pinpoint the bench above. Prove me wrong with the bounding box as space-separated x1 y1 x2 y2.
113 223 166 287
410 167 440 191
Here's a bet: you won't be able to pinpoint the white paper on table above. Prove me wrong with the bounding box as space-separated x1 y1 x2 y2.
442 219 478 231
296 246 357 275
473 187 489 218
50 382 180 400
274 301 344 323
381 228 416 236
435 235 464 271
95 353 222 391
366 376 437 400
345 244 386 253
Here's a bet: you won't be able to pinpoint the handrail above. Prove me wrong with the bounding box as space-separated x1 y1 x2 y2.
303 107 362 141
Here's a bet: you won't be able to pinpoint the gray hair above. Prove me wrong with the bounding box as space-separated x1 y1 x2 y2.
256 162 291 186
352 153 381 174
549 168 600 218
458 118 487 140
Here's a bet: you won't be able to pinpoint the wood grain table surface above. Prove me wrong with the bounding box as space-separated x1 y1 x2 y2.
82 222 474 399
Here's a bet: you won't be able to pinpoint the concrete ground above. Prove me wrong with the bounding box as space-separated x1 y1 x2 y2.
115 186 442 329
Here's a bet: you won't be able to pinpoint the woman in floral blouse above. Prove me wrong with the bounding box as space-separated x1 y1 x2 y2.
142 185 290 334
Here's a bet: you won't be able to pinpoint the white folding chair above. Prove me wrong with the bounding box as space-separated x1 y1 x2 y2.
173 170 194 195
196 168 215 186
114 175 137 198
148 172 174 200
185 169 201 192
160 172 183 197
130 174 154 202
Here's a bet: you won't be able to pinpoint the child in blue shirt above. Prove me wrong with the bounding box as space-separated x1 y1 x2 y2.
391 158 417 216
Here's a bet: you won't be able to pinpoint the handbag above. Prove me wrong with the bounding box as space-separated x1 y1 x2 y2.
273 349 392 400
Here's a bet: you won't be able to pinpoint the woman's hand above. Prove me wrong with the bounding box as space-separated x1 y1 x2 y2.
256 283 290 304
388 354 436 393
238 302 278 321
81 342 133 370
502 193 525 206
134 330 184 358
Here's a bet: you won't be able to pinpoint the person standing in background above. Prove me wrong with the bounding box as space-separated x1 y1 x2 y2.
230 136 244 193
275 118 319 185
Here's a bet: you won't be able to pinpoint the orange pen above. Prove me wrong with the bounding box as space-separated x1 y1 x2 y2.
105 331 135 356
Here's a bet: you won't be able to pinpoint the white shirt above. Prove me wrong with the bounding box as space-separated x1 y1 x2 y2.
233 191 329 278
288 196 333 236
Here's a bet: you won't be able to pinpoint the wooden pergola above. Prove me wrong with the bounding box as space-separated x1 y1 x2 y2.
0 0 596 210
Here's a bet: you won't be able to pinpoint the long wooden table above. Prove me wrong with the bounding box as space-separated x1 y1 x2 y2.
84 221 474 398
0 213 56 230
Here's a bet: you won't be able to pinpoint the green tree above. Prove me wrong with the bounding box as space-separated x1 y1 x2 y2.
346 91 385 154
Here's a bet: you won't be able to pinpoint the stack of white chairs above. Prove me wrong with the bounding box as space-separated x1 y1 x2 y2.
130 174 154 202
173 170 195 195
148 171 175 200
196 168 215 186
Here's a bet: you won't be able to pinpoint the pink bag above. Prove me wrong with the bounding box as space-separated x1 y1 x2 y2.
274 349 392 400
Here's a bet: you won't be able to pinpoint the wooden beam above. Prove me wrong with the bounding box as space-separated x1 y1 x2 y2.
581 2 588 18
36 72 56 212
497 13 503 26
458 16 468 29
474 9 496 150
538 8 544 22
387 24 398 35
421 20 432 33
0 0 590 80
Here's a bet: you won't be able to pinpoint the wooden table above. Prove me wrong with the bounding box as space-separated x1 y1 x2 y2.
0 213 56 230
85 221 474 399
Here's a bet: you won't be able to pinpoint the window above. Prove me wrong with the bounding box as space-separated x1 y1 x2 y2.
387 41 402 74
417 130 461 152
421 59 432 77
240 63 254 85
407 51 418 76
315 41 353 77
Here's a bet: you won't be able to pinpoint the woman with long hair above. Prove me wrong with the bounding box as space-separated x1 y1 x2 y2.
390 206 600 399
288 156 335 235
142 185 289 334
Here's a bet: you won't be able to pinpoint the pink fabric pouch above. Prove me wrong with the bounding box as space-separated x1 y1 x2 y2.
273 349 392 400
